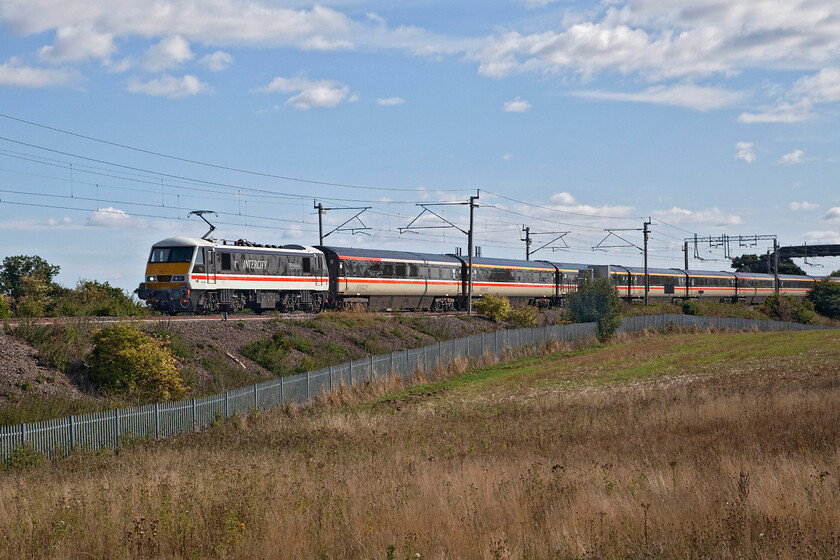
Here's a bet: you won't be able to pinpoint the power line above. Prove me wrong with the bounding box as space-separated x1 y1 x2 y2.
0 112 470 193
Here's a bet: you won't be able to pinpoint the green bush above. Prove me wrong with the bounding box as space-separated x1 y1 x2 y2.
807 279 840 319
0 296 10 319
88 323 187 401
473 294 512 322
760 295 816 324
52 280 146 317
681 299 702 316
3 444 45 471
507 305 538 327
566 277 622 342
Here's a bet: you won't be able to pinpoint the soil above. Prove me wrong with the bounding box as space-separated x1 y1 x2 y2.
0 330 84 403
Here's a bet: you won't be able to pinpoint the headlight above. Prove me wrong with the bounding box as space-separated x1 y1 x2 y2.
171 275 186 282
146 275 157 282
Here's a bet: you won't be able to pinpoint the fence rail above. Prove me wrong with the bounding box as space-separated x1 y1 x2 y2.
0 315 827 461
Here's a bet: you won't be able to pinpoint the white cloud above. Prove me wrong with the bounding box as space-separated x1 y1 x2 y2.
377 97 404 106
299 36 353 51
468 1 840 82
655 206 743 226
735 142 756 163
3 1 354 53
502 154 513 161
200 50 233 72
503 96 532 112
256 76 351 109
789 201 819 211
0 57 82 87
86 207 136 227
143 36 193 72
127 74 211 98
821 208 840 221
779 150 805 165
804 230 840 243
573 84 744 111
550 192 576 205
737 101 816 124
38 25 115 63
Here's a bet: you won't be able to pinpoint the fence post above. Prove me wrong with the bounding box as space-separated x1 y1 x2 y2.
280 377 284 406
370 355 374 382
191 398 197 430
349 361 353 386
329 366 333 391
224 391 229 419
68 415 74 451
19 423 25 447
155 403 160 438
306 370 311 401
114 409 121 450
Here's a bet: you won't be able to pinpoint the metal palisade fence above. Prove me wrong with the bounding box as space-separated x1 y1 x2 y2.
0 315 827 461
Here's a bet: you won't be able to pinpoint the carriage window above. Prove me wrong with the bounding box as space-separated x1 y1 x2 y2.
395 263 407 277
221 252 231 271
303 257 311 273
410 265 419 277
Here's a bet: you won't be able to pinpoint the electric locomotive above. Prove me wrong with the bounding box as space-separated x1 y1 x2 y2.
139 236 328 315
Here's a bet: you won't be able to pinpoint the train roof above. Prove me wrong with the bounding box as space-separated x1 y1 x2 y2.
685 269 737 278
733 271 776 279
152 237 320 253
613 266 687 276
539 261 592 272
456 256 556 271
318 246 462 266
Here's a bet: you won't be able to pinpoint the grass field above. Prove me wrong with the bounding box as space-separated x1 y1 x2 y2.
1 328 839 559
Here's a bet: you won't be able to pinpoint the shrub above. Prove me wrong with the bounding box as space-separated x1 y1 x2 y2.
807 279 840 319
473 294 512 322
507 305 538 327
88 323 187 401
566 277 622 341
52 279 146 317
3 444 45 471
0 296 10 319
760 295 816 324
681 299 702 316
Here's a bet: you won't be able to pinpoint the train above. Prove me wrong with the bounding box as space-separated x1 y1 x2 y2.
138 235 832 315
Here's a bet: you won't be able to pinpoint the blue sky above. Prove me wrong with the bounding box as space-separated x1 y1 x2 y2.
2 0 840 292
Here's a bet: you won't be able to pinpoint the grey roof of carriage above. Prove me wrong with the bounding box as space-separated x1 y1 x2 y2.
318 246 462 265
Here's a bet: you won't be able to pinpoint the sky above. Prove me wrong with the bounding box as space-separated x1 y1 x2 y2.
2 0 840 293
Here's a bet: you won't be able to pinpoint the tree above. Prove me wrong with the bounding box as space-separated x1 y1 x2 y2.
566 276 622 341
807 279 840 319
0 255 61 315
730 253 805 275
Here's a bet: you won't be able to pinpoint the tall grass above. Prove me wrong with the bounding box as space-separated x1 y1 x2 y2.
1 330 838 558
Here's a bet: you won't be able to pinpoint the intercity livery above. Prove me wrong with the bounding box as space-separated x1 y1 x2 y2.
139 236 835 315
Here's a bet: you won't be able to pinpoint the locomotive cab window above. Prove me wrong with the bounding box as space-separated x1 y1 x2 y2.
303 257 311 274
221 252 232 271
150 247 194 263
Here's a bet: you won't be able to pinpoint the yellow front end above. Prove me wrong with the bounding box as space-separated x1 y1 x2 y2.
144 262 192 291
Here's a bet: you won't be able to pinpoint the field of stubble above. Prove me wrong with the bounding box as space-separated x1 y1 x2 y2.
1 328 839 559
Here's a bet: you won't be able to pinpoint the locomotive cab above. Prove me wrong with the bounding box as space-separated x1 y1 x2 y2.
139 237 204 314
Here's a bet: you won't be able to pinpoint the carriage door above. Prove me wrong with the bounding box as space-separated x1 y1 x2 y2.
315 255 326 287
207 248 217 285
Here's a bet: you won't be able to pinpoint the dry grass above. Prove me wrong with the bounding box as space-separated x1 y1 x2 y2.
1 329 839 559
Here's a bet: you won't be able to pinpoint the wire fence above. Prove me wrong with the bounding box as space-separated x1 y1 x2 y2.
0 315 828 461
